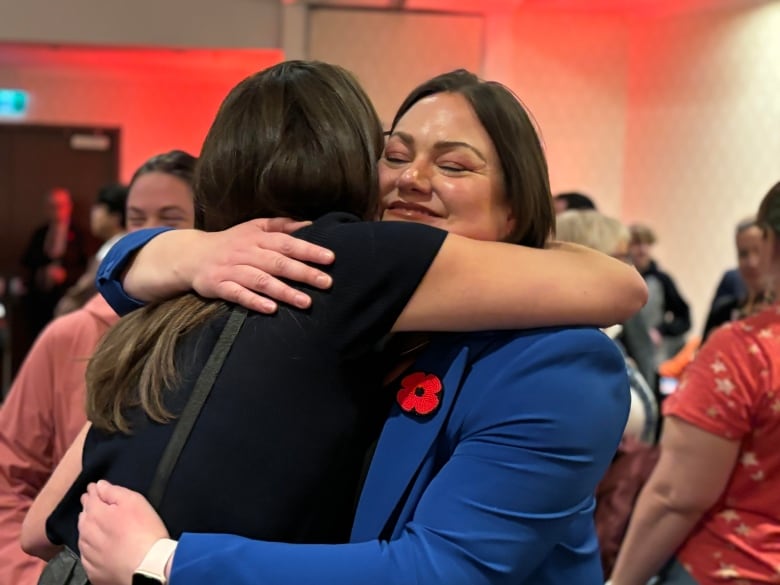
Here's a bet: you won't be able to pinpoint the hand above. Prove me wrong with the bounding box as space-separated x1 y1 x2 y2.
78 481 169 585
185 218 335 314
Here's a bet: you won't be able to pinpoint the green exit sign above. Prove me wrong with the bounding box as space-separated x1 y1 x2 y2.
0 89 29 117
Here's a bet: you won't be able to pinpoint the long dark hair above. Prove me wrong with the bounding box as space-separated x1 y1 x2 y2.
87 61 385 432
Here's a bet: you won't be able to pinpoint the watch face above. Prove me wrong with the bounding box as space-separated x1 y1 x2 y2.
132 574 164 585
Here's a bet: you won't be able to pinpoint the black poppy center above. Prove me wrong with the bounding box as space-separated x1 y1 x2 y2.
414 386 425 397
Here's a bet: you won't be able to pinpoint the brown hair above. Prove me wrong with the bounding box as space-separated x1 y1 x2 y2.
757 182 780 236
87 61 384 432
391 69 554 248
629 223 657 246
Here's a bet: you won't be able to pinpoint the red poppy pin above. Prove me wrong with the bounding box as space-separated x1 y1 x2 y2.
396 372 443 417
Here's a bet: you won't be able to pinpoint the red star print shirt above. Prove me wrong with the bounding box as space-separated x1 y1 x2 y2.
663 306 780 584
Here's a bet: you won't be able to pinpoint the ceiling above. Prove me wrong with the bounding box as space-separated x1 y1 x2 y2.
304 0 765 15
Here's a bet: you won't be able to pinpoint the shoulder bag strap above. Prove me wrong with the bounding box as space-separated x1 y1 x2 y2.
147 305 247 508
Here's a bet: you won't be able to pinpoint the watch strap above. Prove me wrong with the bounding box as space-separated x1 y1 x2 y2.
134 538 178 583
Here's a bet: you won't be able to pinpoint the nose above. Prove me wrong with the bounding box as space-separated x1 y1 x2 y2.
397 162 432 195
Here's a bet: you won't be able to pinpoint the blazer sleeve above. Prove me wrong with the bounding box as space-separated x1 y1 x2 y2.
95 227 172 315
171 329 630 585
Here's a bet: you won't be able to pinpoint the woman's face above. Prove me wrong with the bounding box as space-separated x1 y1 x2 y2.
737 225 765 294
378 92 515 241
125 172 195 232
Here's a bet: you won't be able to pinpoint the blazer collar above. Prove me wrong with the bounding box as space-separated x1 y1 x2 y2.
351 340 471 541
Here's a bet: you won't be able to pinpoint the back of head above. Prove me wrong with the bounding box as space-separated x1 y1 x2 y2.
96 183 129 228
196 60 384 232
391 69 554 248
88 63 383 433
556 210 628 256
554 192 597 211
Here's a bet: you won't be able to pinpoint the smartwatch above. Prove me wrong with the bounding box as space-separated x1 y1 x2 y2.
132 538 178 585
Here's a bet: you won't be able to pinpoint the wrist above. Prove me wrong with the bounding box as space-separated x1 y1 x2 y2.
128 230 197 301
168 230 204 293
133 538 177 585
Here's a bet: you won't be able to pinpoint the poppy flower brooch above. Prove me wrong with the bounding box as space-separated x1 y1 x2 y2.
396 372 443 417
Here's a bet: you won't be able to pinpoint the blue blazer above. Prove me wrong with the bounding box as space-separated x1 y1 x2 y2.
170 327 630 585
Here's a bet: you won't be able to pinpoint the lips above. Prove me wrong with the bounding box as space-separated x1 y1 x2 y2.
386 201 442 218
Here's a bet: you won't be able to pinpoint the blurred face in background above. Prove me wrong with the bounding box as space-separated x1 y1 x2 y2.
629 240 652 272
89 204 122 240
125 172 195 231
47 189 73 223
737 225 765 295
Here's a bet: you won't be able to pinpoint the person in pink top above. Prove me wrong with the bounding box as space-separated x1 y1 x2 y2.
610 180 780 585
0 150 200 584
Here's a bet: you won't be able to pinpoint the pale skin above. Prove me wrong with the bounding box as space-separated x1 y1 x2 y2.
28 93 646 584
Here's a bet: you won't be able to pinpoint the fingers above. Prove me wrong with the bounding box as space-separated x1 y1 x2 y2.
256 217 313 235
252 231 335 267
207 255 335 313
95 479 122 504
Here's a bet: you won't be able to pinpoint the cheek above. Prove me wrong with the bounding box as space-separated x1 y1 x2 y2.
378 164 398 198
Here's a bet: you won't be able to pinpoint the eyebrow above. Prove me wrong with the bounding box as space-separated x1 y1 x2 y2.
388 131 488 163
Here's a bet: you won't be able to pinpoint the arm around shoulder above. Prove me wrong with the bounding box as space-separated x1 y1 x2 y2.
393 235 647 332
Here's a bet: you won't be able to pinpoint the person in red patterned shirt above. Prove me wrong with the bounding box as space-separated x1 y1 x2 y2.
610 180 780 585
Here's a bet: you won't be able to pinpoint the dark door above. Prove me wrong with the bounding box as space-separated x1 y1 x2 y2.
0 123 120 391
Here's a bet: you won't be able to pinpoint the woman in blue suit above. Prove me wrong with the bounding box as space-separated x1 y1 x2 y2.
75 70 632 585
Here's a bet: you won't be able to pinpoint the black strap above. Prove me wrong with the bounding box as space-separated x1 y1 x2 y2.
147 306 247 508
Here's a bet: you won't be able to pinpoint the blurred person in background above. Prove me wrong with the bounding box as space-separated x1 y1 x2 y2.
20 187 88 340
556 209 657 438
554 190 597 214
54 183 128 317
629 223 691 367
0 151 196 585
611 181 780 585
702 217 769 342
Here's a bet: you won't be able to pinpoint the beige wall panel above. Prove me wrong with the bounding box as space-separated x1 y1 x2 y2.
308 8 484 126
486 8 630 219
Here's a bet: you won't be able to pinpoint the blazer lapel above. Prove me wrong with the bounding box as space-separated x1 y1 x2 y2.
351 341 471 542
